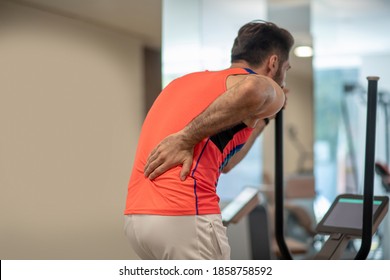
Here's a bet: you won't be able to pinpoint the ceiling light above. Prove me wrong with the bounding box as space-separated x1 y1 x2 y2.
294 46 313 57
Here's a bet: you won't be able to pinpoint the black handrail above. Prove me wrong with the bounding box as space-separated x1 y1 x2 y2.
274 77 379 260
274 110 293 259
355 76 380 260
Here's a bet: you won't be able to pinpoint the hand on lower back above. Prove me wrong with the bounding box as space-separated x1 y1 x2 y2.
144 132 194 181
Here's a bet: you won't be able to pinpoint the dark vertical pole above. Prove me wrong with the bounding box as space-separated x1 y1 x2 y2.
355 76 379 260
384 105 390 166
274 110 292 259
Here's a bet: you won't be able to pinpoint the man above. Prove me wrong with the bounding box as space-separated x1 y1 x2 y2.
124 20 294 259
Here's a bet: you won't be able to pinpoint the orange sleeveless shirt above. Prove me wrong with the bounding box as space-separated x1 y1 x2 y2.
124 68 254 215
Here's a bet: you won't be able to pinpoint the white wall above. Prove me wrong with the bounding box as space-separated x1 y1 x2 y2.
0 2 143 259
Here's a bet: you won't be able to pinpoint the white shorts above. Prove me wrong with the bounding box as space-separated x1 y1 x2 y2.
124 214 230 260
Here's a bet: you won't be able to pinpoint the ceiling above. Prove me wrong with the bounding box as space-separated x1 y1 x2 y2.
5 0 390 60
313 0 390 55
5 0 162 49
312 0 390 68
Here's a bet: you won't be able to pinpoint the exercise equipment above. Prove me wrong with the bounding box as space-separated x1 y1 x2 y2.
375 162 390 192
343 83 390 193
221 77 388 260
287 125 313 174
341 84 361 191
222 186 260 226
274 76 389 260
314 194 388 259
378 91 390 166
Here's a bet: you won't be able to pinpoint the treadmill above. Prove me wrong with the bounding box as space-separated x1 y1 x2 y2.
274 76 389 260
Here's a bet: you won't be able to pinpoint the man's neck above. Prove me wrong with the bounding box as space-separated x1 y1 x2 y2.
230 61 266 76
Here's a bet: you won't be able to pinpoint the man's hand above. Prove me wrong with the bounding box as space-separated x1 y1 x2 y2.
144 131 194 181
282 87 290 109
267 87 290 120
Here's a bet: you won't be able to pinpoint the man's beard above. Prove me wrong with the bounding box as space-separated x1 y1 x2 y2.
273 65 284 87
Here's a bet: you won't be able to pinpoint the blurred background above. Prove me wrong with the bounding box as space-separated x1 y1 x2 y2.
1 0 389 259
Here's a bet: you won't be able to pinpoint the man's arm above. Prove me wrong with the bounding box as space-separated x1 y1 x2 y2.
144 75 284 180
222 88 289 173
221 119 267 173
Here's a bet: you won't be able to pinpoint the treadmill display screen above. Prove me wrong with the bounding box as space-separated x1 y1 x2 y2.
316 194 389 236
322 198 381 229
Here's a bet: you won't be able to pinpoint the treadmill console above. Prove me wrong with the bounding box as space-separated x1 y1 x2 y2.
316 194 389 237
221 186 260 225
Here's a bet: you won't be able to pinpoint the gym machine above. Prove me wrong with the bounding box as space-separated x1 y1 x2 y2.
274 76 389 260
222 77 389 260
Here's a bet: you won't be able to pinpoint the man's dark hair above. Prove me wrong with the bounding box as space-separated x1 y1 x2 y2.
231 20 294 67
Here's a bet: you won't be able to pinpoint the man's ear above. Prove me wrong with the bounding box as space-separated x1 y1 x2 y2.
267 54 279 76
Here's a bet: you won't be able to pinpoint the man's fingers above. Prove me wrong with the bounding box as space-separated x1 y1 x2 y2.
146 154 192 180
282 88 289 109
144 156 164 178
148 163 172 180
144 148 158 174
148 168 162 180
180 159 192 181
